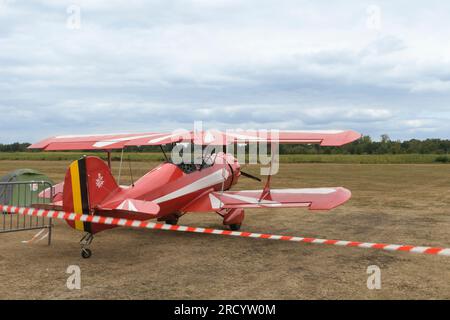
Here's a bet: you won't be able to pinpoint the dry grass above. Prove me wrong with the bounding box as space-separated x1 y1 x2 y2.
0 160 449 299
0 152 446 164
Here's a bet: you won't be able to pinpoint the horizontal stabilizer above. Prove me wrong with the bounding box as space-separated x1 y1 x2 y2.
38 182 64 201
31 202 63 211
32 199 159 222
98 198 160 219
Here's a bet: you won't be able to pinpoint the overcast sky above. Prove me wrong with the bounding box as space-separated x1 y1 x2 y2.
1 0 449 143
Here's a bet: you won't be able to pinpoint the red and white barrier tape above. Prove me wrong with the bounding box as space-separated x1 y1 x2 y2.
2 205 449 257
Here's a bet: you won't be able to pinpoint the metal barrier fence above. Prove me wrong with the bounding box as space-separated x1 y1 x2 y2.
0 181 53 245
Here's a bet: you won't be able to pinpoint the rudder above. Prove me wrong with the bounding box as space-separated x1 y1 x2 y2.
63 156 119 233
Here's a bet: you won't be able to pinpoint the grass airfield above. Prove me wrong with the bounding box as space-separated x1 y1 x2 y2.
0 159 449 299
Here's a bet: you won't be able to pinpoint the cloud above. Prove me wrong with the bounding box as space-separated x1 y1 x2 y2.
361 35 406 56
410 80 450 93
0 0 449 143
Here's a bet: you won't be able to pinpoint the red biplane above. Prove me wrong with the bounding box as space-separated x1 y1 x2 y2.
29 129 361 258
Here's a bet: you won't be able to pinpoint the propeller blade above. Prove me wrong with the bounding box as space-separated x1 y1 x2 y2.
240 171 262 182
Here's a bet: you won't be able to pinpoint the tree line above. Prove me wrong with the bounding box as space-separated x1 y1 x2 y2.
280 135 450 155
0 135 449 154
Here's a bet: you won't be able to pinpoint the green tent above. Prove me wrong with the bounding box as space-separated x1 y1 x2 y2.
0 169 54 206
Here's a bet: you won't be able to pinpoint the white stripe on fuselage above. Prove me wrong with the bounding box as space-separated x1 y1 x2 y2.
153 169 230 204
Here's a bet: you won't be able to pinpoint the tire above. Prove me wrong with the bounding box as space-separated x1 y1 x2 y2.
81 248 92 259
165 219 178 225
229 224 241 231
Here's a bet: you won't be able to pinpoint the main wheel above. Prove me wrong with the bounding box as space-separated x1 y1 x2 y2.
81 248 92 259
229 224 241 231
165 219 178 225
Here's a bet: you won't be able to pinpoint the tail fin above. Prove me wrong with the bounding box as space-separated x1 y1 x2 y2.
63 156 119 233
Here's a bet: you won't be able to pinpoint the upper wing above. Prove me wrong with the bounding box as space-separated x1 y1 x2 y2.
182 187 352 212
192 130 361 146
29 130 361 150
29 132 169 150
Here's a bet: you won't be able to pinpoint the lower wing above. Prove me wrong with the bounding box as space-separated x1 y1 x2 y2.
183 187 351 212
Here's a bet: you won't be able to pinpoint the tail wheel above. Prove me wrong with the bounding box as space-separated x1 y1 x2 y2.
229 224 241 231
81 248 92 259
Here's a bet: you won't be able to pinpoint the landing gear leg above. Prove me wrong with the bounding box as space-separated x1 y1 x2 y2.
80 233 94 259
218 208 245 231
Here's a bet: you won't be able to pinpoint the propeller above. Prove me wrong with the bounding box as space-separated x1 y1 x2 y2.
240 171 262 182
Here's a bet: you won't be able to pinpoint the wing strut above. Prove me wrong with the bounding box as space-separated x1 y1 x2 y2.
259 143 277 202
106 150 112 169
117 148 125 185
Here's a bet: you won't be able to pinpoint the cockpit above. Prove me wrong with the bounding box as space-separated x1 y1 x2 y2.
169 147 216 174
176 163 199 174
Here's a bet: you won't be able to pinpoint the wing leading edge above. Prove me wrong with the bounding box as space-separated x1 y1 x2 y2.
29 130 361 150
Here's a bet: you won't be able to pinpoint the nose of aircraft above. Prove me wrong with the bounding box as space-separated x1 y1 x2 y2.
217 152 241 185
229 155 241 182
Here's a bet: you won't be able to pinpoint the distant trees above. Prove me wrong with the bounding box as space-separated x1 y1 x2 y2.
0 136 449 154
279 135 449 155
0 143 31 152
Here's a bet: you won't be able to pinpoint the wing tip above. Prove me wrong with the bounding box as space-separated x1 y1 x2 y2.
309 187 352 210
320 130 362 146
